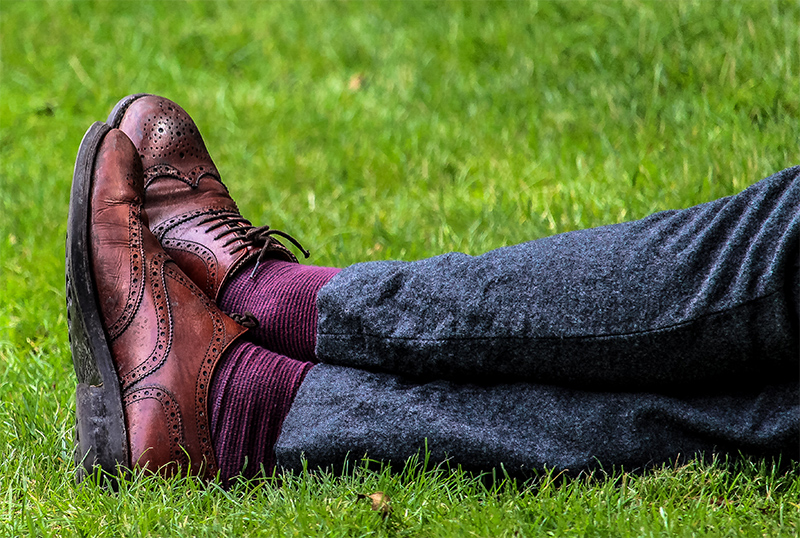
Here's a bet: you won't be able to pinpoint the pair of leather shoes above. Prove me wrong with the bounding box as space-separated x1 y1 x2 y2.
66 95 299 482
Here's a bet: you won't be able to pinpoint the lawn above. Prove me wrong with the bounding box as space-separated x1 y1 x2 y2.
1 0 798 536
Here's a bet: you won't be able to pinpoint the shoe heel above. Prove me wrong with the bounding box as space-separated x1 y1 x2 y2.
74 382 128 484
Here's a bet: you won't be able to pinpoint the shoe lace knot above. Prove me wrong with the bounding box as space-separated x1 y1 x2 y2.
197 210 310 277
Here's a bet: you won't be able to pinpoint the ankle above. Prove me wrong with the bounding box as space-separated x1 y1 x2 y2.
219 259 340 362
209 339 313 483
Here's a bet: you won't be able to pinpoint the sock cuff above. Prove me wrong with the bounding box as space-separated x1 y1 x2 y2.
218 259 340 361
209 338 314 484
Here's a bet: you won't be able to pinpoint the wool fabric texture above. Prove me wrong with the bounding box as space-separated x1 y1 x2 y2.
276 167 800 474
317 166 800 391
220 259 340 362
209 339 313 483
276 364 798 476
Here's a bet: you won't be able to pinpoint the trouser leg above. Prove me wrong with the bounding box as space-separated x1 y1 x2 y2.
316 167 800 390
275 364 799 475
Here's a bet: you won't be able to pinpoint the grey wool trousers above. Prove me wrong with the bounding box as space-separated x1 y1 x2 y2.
276 166 800 476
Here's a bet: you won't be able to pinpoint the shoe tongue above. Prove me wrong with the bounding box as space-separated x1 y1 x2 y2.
144 175 240 228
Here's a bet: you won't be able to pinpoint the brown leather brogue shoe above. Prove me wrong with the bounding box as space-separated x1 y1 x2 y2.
67 123 247 482
107 94 307 302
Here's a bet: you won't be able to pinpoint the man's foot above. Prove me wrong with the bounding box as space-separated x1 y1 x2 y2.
107 94 307 301
67 124 246 481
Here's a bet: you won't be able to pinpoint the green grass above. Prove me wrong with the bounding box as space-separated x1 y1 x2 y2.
1 0 798 536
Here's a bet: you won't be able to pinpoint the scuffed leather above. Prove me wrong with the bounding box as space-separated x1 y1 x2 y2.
89 130 246 479
116 96 295 301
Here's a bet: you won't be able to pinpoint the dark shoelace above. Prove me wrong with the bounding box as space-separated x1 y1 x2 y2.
244 225 311 277
198 210 310 330
196 210 311 278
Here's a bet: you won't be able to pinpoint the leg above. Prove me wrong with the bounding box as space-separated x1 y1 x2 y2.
110 95 797 390
95 96 798 478
276 364 799 476
209 340 313 484
317 168 800 390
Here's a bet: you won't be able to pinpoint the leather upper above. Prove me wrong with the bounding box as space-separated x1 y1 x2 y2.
114 95 296 300
89 129 246 479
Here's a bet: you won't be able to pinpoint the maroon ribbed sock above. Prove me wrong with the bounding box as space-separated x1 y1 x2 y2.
209 339 313 484
219 259 340 362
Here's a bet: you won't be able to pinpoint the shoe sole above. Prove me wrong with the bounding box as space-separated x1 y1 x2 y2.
66 121 129 484
107 93 152 128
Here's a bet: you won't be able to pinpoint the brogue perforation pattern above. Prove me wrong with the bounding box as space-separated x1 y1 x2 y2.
107 204 147 340
151 206 238 239
153 207 297 265
164 264 231 469
136 99 217 171
119 252 172 389
143 163 220 190
162 237 218 294
123 386 189 468
143 102 198 158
